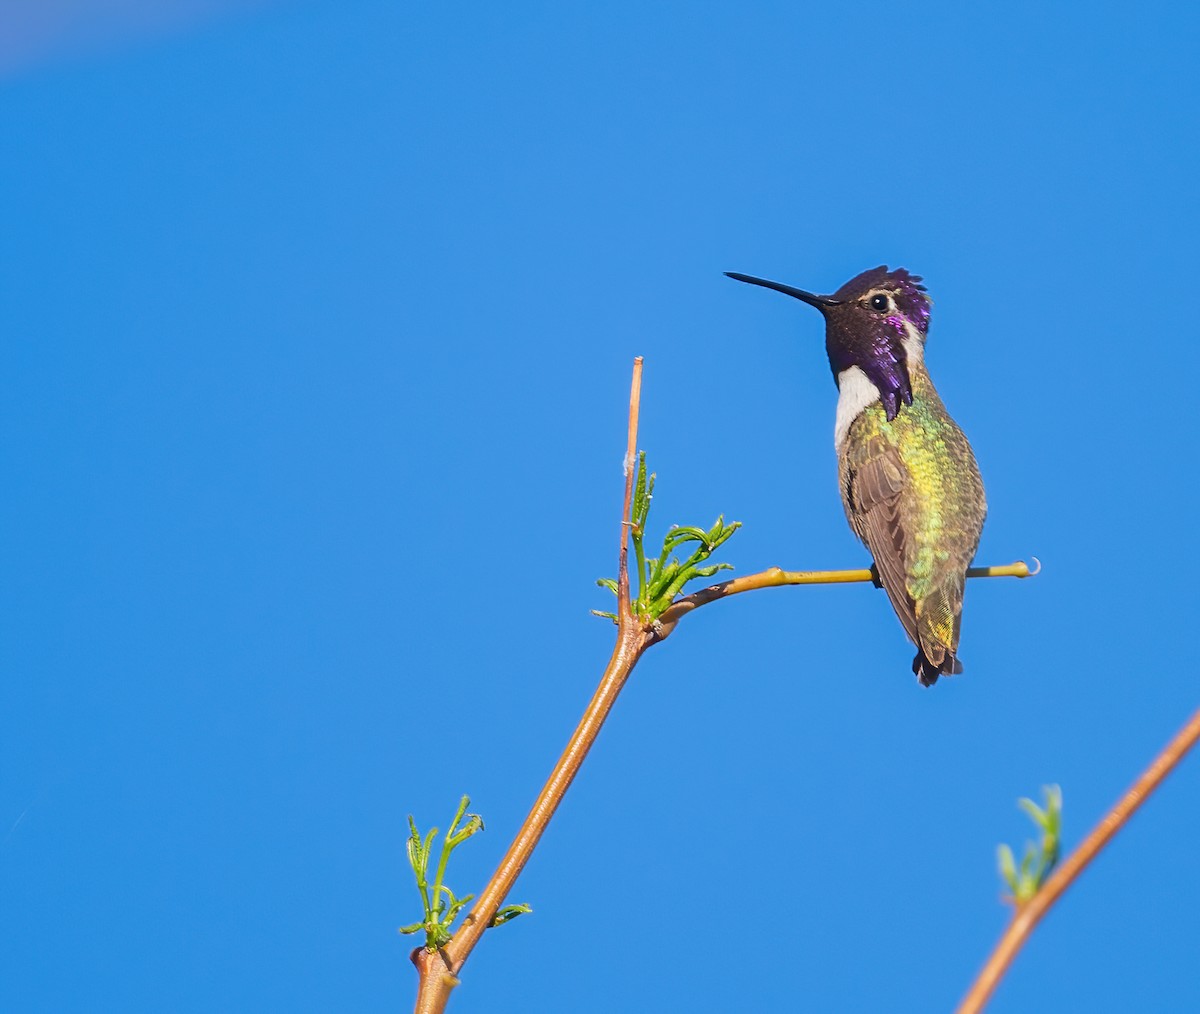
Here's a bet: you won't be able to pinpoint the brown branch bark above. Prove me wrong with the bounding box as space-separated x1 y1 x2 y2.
617 357 643 632
412 630 648 1014
956 703 1200 1013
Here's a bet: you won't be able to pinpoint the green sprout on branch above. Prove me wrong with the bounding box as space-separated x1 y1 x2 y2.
594 452 741 625
400 796 531 951
997 785 1062 906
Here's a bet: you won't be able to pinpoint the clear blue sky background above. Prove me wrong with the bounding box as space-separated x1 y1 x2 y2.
3 2 1197 1011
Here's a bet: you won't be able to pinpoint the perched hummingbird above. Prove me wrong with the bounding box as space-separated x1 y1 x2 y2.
725 266 986 686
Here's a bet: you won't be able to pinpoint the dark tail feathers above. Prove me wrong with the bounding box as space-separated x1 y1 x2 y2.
912 647 964 688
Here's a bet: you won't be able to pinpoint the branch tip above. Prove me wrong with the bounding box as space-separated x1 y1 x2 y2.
617 357 644 619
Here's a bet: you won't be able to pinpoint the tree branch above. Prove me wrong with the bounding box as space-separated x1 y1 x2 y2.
653 559 1037 642
411 358 650 1014
956 703 1200 1013
617 358 643 633
408 355 1039 1013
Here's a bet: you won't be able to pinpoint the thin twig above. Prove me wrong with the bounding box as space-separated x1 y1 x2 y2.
411 357 650 1014
956 704 1200 1014
653 559 1037 642
617 357 643 630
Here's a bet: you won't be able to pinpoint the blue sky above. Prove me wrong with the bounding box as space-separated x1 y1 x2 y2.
2 2 1197 1011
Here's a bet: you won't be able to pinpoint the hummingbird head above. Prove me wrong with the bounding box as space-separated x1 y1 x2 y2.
725 265 932 421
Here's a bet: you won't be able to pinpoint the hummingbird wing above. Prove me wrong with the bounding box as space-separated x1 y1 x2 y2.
842 437 975 685
841 445 921 649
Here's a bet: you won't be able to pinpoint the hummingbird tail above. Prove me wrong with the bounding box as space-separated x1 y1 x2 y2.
912 647 963 687
912 576 967 687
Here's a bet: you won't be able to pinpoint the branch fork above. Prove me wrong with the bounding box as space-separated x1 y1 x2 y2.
409 356 1044 1013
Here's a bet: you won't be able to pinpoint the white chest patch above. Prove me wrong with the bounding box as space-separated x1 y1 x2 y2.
834 366 881 450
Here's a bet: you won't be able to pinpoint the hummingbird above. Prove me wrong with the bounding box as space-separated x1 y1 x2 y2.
725 265 986 686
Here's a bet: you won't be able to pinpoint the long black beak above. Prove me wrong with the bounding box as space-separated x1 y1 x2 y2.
724 271 841 309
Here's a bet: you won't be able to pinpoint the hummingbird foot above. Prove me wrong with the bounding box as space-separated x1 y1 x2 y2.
868 564 883 589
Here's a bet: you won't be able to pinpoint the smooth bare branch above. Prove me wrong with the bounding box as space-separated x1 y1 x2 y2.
653 559 1037 642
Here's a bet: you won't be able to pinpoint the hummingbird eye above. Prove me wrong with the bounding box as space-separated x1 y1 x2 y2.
869 294 891 312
